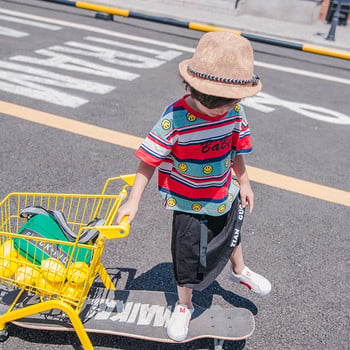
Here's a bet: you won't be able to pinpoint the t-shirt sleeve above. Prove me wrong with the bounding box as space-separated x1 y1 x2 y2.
135 110 177 167
236 105 252 155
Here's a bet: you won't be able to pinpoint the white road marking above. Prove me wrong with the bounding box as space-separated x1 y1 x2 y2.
85 36 182 61
254 61 350 86
11 49 139 81
0 8 349 85
0 73 88 108
0 60 115 107
47 43 173 69
241 92 350 125
0 13 61 30
0 26 28 38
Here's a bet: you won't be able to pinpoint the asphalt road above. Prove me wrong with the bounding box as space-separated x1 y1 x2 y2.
0 0 349 349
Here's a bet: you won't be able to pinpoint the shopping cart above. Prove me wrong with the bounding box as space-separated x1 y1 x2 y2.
0 174 135 349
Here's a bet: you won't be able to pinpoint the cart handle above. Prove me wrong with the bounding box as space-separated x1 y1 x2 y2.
101 174 135 196
93 216 130 240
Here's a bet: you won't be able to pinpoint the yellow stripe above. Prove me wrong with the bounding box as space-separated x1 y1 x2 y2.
1 100 349 207
75 2 130 17
302 44 350 60
246 166 350 207
0 101 141 150
189 22 241 35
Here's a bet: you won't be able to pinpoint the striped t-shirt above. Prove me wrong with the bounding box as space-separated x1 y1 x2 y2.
135 95 252 216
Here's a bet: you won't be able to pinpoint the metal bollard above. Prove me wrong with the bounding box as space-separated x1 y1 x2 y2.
326 0 343 41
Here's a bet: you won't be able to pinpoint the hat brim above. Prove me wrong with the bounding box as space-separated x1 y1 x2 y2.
179 59 262 99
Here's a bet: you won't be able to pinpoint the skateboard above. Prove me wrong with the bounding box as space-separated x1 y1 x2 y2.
0 284 254 349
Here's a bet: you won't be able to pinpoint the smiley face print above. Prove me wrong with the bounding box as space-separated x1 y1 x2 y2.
178 163 187 173
186 112 197 122
203 164 213 175
218 204 226 214
161 119 171 130
167 198 177 207
192 203 202 212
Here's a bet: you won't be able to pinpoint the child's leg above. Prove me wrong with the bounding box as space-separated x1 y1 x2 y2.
230 243 245 274
167 285 194 341
177 285 193 308
229 243 271 296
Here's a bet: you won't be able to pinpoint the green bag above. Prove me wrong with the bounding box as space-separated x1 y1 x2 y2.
13 210 94 266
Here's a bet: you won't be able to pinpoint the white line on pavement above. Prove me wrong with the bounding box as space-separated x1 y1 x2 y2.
0 13 61 30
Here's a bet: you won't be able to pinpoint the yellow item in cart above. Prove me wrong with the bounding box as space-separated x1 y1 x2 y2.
67 262 89 285
0 260 19 278
0 240 18 260
36 276 61 296
62 282 84 300
14 265 40 286
0 240 20 278
41 258 66 283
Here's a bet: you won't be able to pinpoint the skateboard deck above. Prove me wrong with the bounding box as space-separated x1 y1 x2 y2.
0 284 254 343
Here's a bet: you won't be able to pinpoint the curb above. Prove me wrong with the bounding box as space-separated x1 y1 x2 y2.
40 0 350 60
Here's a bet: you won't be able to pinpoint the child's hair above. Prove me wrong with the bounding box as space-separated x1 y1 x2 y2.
184 81 237 109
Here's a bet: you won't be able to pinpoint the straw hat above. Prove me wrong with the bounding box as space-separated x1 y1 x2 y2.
179 32 262 99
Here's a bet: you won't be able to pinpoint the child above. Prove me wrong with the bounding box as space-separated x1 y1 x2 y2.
116 32 271 342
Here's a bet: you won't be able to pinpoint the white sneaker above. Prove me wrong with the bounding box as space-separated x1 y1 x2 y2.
167 302 194 342
230 266 271 296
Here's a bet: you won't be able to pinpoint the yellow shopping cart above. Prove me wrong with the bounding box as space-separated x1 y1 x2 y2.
0 174 135 349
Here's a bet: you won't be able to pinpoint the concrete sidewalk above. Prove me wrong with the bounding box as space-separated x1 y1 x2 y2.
80 0 350 51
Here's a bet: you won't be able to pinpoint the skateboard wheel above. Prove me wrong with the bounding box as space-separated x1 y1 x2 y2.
0 325 9 342
214 339 225 349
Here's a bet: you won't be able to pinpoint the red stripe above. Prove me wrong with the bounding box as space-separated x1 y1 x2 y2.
159 173 230 200
135 148 163 167
148 133 172 149
240 281 252 290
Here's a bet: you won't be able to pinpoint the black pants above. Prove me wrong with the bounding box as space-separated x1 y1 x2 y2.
171 196 244 291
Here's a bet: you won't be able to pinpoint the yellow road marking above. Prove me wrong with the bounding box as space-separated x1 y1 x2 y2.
1 100 349 207
0 101 141 150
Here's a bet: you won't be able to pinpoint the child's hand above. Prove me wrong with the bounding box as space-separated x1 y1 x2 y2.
116 200 139 224
240 182 254 214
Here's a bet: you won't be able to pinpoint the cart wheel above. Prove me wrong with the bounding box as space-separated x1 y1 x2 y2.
0 325 8 342
213 338 224 349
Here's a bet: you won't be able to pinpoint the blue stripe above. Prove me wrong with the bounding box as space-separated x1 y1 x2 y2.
163 104 183 117
148 133 172 148
236 148 253 154
140 144 165 160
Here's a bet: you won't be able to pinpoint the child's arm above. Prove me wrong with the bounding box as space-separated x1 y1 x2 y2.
232 155 254 213
116 160 156 224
